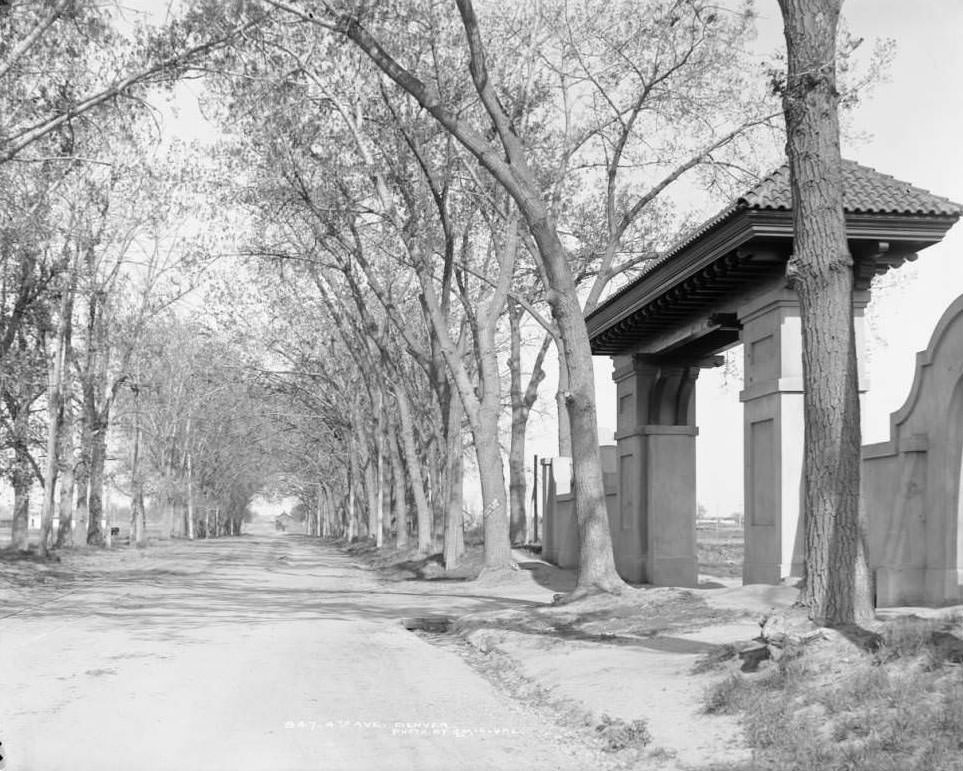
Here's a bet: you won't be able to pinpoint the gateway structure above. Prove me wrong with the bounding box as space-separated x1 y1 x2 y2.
544 160 962 602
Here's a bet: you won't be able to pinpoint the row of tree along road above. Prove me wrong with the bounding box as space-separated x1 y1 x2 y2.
0 0 871 625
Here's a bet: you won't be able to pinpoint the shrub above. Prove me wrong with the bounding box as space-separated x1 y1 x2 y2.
594 713 651 752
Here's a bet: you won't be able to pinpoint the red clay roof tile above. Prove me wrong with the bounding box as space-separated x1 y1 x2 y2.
739 159 962 216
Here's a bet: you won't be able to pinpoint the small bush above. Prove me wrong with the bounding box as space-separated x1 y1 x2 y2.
704 673 751 714
594 713 651 752
692 643 738 674
715 622 963 770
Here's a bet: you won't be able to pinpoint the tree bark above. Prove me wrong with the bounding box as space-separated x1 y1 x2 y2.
40 280 72 556
130 418 146 548
416 224 513 570
346 463 357 542
186 449 195 540
55 394 76 548
10 466 31 552
508 306 551 544
336 5 623 593
131 479 146 546
443 391 464 568
387 428 408 548
364 458 378 541
9 413 32 551
374 388 385 548
394 389 432 553
778 0 873 626
86 420 107 546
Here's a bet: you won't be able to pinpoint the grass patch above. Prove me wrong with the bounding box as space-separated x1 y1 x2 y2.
703 614 963 770
344 539 486 581
698 523 744 578
692 643 739 674
594 713 651 752
455 586 744 643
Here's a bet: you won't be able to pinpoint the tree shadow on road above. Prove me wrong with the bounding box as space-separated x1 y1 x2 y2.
515 560 577 594
1 537 548 643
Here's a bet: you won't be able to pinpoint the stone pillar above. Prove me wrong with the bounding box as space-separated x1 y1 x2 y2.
739 287 870 584
612 355 699 586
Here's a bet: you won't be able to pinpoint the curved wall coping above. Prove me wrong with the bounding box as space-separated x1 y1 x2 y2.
867 293 963 458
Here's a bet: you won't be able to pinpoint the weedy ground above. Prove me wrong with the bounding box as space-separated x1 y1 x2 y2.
700 612 963 770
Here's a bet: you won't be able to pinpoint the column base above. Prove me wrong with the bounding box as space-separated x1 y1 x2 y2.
649 556 698 588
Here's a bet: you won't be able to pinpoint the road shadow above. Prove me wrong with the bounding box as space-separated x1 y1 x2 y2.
1 536 546 643
516 560 577 594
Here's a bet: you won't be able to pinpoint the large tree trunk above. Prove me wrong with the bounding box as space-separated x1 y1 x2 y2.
11 467 31 552
508 306 550 545
555 339 572 457
86 421 107 546
10 422 32 551
507 427 527 544
339 2 621 591
347 471 357 542
779 0 873 626
74 412 91 540
364 458 378 541
508 303 528 544
131 483 146 546
526 216 624 595
417 239 513 571
40 282 71 556
130 423 146 548
320 484 332 538
55 395 76 548
315 484 327 538
374 390 385 548
164 492 176 539
186 451 195 540
394 388 432 553
475 403 511 568
443 393 464 568
387 429 408 548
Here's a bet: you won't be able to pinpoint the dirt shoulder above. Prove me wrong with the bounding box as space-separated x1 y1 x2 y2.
344 541 802 770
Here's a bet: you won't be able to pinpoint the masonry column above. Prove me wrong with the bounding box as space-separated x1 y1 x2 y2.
613 355 699 586
739 287 870 584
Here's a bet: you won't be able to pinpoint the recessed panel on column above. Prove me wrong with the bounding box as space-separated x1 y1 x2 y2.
619 454 634 531
748 334 777 385
750 418 776 526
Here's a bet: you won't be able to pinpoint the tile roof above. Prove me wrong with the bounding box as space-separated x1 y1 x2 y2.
740 159 963 216
586 159 963 324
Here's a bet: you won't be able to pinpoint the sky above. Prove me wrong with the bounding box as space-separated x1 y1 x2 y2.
627 0 963 517
134 0 963 519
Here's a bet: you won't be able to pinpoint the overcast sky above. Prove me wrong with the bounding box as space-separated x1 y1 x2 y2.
673 0 963 515
137 0 963 518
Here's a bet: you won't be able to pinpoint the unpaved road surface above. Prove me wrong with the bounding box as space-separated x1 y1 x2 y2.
0 532 598 771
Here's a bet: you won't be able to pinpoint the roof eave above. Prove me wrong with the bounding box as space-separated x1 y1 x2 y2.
585 209 960 346
586 208 762 340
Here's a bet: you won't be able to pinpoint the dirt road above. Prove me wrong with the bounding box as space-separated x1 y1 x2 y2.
0 532 597 771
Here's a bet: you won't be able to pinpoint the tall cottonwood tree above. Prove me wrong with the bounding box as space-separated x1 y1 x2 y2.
259 0 785 594
265 0 623 594
0 0 259 165
205 44 482 561
778 0 873 625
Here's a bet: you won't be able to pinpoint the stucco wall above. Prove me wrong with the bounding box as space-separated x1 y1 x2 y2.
863 294 963 606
